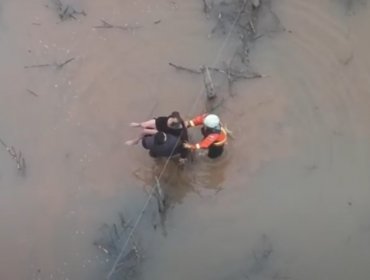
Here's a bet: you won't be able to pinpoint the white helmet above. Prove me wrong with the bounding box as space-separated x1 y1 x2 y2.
204 114 220 128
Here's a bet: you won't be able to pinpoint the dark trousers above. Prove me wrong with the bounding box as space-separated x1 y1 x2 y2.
208 145 224 159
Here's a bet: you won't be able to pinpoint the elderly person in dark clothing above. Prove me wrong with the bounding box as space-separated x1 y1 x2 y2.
142 132 188 161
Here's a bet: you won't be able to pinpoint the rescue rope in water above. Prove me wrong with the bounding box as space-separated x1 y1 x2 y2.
107 1 248 278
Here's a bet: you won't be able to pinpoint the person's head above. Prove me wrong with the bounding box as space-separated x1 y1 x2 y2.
167 111 189 142
204 114 221 130
167 111 183 129
154 132 167 145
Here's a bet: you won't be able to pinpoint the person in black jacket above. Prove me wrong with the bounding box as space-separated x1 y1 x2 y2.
142 132 188 160
125 111 187 145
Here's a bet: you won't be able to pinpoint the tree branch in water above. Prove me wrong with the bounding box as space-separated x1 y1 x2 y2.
24 57 75 70
94 20 141 32
0 138 26 174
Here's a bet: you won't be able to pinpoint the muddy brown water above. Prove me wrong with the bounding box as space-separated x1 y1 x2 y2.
1 0 370 279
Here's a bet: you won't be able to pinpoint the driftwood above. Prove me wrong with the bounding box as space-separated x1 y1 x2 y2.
249 19 256 34
209 66 263 80
169 62 263 81
24 63 51 69
24 57 75 70
168 62 201 74
0 138 26 174
57 57 75 69
202 0 212 14
51 0 86 21
168 62 266 80
94 213 142 279
154 176 165 213
201 66 216 99
169 61 263 98
206 0 263 65
94 20 141 32
26 89 39 97
169 61 263 99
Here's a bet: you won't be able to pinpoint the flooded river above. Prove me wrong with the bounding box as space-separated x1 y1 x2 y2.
1 0 370 279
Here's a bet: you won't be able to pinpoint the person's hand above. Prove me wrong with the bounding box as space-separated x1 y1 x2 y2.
129 122 141 127
183 142 193 149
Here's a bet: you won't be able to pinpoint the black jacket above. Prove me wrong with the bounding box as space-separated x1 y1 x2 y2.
142 134 188 159
155 116 182 137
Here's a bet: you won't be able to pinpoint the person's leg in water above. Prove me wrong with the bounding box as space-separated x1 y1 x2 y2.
129 119 156 128
125 127 158 145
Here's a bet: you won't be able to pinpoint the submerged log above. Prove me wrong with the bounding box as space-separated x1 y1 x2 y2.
201 66 216 100
154 176 165 213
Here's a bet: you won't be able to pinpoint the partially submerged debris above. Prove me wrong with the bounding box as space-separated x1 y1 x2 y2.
26 89 39 97
201 66 217 100
154 176 166 213
0 138 26 175
169 61 264 99
169 0 273 109
49 0 86 21
168 62 201 74
94 20 141 32
202 0 212 15
24 57 75 70
94 214 142 279
56 57 75 69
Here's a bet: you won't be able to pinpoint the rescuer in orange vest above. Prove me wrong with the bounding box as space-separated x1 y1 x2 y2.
183 114 227 159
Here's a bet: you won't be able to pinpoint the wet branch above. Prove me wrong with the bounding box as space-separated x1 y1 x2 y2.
0 138 26 173
168 62 201 74
24 63 52 69
168 63 216 99
56 57 75 69
209 66 264 80
24 57 75 70
168 62 264 80
202 0 212 14
26 89 39 97
51 0 86 21
94 20 141 32
169 61 264 98
94 212 143 278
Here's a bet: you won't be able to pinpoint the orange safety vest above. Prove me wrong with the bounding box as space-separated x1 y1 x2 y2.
188 114 227 150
